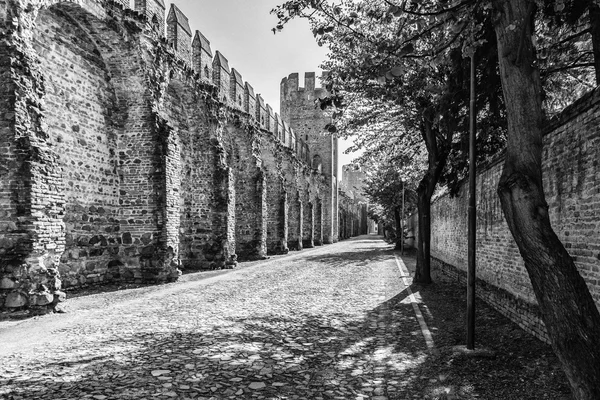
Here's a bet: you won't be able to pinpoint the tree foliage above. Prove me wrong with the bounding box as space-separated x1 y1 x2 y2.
363 160 419 244
274 0 508 282
273 0 600 397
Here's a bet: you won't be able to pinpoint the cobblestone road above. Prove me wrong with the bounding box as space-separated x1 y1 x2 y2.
0 236 433 400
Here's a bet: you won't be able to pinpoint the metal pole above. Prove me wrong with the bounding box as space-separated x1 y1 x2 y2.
401 181 405 255
467 49 477 350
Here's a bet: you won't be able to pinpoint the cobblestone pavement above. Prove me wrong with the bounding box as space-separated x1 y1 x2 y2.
0 236 434 400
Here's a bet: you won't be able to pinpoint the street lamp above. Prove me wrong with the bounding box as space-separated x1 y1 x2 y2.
467 47 477 350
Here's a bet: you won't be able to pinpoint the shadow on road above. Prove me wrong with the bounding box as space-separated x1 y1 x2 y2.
1 239 572 400
3 291 429 398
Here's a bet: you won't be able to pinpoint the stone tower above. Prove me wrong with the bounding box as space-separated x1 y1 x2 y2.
280 72 339 243
342 165 367 202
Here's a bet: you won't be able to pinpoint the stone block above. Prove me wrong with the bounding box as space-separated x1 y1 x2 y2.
0 277 17 290
31 292 54 306
4 291 28 308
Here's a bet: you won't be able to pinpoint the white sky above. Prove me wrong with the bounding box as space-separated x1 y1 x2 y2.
166 0 357 177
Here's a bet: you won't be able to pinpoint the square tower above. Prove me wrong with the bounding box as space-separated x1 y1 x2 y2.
280 72 339 243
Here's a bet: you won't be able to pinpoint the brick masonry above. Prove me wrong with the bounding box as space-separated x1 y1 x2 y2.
0 0 365 312
280 72 339 244
407 86 600 343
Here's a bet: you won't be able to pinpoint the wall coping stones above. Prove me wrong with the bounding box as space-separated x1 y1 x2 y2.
214 50 230 73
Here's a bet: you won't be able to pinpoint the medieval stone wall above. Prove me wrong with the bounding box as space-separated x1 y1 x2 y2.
281 72 339 244
33 4 123 288
0 0 369 313
408 87 600 342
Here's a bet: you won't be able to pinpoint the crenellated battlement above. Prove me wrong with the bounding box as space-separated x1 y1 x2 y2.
128 0 299 149
0 0 318 165
280 71 329 100
8 0 299 150
134 0 166 32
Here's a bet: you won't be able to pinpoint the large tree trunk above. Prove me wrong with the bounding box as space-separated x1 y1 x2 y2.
394 206 402 250
492 1 600 398
415 179 432 283
413 108 448 284
590 3 600 85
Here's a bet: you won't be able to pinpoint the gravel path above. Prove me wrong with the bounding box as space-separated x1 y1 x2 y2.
0 235 434 400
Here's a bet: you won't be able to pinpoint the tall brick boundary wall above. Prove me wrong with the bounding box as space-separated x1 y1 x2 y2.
407 87 600 342
0 0 364 313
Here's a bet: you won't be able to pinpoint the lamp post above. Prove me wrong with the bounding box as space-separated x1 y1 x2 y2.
401 180 405 255
467 48 477 350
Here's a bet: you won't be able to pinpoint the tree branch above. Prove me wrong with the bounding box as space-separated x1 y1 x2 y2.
386 0 474 17
542 61 595 76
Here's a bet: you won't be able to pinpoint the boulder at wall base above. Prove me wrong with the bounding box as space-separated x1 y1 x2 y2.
30 292 54 306
4 291 28 308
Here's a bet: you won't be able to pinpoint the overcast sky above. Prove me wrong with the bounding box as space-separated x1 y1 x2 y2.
164 0 356 175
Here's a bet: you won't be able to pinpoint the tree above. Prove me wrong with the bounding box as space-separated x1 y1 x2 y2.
538 0 600 85
333 96 424 249
274 0 506 283
536 1 598 112
360 148 421 249
492 1 600 397
274 0 600 397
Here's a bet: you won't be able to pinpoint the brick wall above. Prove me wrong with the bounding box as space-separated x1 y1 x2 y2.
414 87 600 342
301 183 315 249
213 51 230 104
166 4 192 64
244 83 256 117
261 142 288 255
134 0 165 34
230 68 245 110
0 0 365 312
338 194 367 240
314 199 323 246
161 83 225 270
256 94 267 130
33 6 121 288
281 72 339 243
192 31 213 84
223 122 267 260
282 157 302 251
266 105 275 134
0 32 28 271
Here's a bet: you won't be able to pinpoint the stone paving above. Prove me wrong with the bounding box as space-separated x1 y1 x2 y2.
0 236 434 400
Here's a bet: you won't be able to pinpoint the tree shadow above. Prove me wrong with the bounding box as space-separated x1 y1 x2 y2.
299 242 397 269
1 240 571 400
397 251 572 400
2 286 431 399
